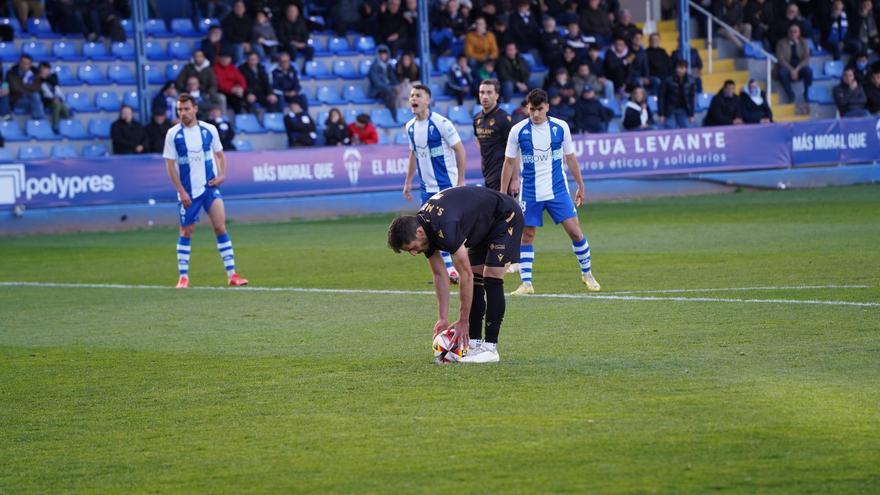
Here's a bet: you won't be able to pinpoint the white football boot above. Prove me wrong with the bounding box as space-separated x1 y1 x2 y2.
460 345 499 363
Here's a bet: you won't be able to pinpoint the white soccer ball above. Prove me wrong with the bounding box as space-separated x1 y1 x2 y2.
433 329 464 363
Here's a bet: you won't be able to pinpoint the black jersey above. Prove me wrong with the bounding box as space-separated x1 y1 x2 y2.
417 186 521 259
473 105 513 191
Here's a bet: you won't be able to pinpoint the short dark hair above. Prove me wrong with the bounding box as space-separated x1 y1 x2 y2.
356 113 370 124
479 78 501 94
675 59 688 69
387 216 420 253
723 79 735 87
526 88 548 107
411 83 432 96
177 93 198 107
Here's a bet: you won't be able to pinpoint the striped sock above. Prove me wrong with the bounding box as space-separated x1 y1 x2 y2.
572 237 591 273
441 251 454 272
216 233 236 277
519 244 534 284
177 236 191 277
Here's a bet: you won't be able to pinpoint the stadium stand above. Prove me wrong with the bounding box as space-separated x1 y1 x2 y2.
0 1 868 159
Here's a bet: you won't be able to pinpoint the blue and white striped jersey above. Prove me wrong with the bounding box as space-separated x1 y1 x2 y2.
163 121 223 199
504 116 575 202
405 112 462 195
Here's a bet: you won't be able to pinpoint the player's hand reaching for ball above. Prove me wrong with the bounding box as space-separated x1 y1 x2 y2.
448 321 470 350
433 319 450 338
208 174 225 187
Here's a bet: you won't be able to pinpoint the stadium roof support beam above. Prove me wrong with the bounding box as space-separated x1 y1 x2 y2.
418 0 430 86
132 0 150 124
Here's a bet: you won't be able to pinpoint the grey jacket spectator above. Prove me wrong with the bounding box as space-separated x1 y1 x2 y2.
176 51 220 99
368 45 399 120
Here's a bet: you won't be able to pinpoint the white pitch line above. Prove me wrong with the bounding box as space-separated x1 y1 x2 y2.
605 285 871 294
1 281 878 308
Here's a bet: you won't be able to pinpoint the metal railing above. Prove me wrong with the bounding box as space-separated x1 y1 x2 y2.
688 1 778 107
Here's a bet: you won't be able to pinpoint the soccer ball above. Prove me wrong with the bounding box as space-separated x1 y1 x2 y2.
433 329 464 363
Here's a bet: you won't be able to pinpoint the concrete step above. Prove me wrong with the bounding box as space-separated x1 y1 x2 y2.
707 58 736 72
772 103 798 117
656 20 678 34
775 113 812 122
702 70 750 88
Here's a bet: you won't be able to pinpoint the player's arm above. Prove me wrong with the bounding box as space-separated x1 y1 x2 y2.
208 150 226 187
403 150 416 201
427 251 450 336
500 155 520 195
564 153 586 207
448 244 472 349
452 141 466 186
165 158 191 207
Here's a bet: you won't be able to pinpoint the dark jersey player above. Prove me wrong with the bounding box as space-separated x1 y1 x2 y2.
473 79 515 193
387 186 524 363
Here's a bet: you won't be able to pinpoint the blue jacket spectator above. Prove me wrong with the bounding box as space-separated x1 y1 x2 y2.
272 52 308 111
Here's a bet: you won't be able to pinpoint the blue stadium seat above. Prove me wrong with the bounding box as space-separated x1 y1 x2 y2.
448 105 472 125
82 143 108 158
807 38 827 56
520 52 546 71
309 36 329 55
345 84 374 104
359 59 373 76
165 63 183 81
51 144 78 159
170 18 198 37
54 64 80 85
26 119 58 140
744 41 768 59
0 147 14 162
232 138 253 151
696 93 713 112
344 108 360 123
197 18 219 33
234 113 266 133
144 41 168 60
647 95 659 114
370 108 398 128
168 40 192 60
109 64 136 84
316 110 330 130
0 120 27 141
824 60 843 79
27 18 58 38
807 85 834 104
19 145 47 160
143 64 164 84
328 36 354 55
378 132 391 145
78 65 110 85
600 97 622 117
83 41 112 61
499 102 517 114
0 18 20 35
52 41 82 61
262 112 285 132
355 36 376 53
0 41 18 61
429 83 452 101
20 41 48 59
304 60 333 80
96 91 122 111
122 90 139 110
144 18 169 36
333 60 359 79
472 105 482 116
87 118 112 138
58 119 89 139
607 121 621 133
67 92 97 112
317 85 345 105
111 41 135 59
436 56 456 74
811 60 830 81
120 19 133 35
394 132 409 145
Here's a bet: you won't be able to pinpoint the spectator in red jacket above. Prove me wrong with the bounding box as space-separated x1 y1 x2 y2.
213 49 248 114
347 113 379 145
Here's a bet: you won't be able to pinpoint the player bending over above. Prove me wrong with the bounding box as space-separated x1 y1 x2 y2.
500 89 600 295
402 83 466 284
163 94 248 289
387 186 524 363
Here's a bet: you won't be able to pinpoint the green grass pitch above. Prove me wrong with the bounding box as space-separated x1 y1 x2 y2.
1 185 879 493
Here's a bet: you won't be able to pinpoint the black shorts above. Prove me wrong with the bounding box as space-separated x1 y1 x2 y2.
468 208 525 268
